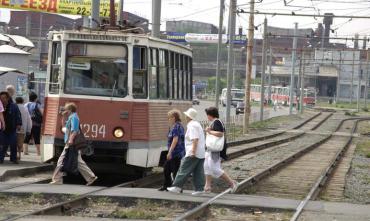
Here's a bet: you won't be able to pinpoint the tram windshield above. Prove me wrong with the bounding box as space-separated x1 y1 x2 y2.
65 42 128 98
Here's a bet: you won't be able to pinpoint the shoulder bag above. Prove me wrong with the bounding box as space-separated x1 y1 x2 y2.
205 120 225 152
68 122 87 150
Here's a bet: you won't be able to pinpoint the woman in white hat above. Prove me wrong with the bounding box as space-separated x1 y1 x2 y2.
167 108 206 195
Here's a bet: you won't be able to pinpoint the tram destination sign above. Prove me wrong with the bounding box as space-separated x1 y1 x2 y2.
0 0 118 17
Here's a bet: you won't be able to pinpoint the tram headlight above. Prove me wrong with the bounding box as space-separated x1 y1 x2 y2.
113 127 124 138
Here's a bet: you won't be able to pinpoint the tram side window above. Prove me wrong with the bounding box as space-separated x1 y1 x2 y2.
159 49 168 99
169 51 174 99
49 42 61 94
179 54 183 99
174 53 179 99
133 46 148 99
149 48 158 99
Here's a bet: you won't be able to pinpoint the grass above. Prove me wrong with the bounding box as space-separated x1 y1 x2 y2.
110 200 166 219
356 139 370 158
316 101 370 110
249 115 299 129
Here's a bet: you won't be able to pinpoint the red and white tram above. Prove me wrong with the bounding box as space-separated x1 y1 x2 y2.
41 30 193 175
250 84 315 106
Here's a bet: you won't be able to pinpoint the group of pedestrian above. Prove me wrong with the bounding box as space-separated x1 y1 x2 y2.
159 107 238 195
0 85 42 164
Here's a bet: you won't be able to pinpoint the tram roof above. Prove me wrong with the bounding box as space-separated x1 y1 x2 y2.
49 30 192 52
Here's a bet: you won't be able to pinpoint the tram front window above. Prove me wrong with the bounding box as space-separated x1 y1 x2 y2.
65 43 128 97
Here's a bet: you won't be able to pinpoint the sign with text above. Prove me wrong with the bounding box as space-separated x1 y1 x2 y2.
0 0 118 17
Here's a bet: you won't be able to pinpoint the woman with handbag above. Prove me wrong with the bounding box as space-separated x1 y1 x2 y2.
50 102 98 185
204 107 237 193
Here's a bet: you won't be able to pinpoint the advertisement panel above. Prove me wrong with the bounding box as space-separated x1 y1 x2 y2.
0 0 117 17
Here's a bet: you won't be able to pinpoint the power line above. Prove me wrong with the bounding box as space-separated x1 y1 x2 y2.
236 10 370 19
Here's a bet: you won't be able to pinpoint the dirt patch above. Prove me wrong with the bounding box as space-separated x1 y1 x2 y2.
0 193 71 220
344 138 370 204
69 197 191 220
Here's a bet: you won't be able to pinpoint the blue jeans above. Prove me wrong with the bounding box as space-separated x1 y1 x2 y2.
0 132 17 162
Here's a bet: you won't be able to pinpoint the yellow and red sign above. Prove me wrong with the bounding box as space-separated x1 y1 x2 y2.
0 0 118 17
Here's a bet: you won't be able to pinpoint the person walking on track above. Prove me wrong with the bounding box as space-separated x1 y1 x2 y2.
15 97 32 161
24 92 42 156
167 108 206 195
0 91 22 164
158 109 185 191
203 107 238 193
50 102 97 185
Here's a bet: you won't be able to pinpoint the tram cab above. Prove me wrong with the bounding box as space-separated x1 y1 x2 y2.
41 30 192 175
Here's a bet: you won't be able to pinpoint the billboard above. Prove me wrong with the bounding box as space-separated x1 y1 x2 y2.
0 0 117 17
166 32 247 44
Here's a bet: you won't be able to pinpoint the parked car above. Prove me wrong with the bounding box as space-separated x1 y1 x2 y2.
192 98 200 105
236 101 245 115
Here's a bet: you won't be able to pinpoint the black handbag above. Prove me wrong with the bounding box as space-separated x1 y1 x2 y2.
61 147 79 175
68 125 87 150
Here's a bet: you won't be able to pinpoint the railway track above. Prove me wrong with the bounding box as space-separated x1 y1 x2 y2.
0 112 348 221
174 118 368 221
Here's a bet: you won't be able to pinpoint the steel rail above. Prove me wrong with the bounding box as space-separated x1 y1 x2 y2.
289 118 369 221
173 116 361 221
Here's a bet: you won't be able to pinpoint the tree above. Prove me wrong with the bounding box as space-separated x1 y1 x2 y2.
207 76 226 95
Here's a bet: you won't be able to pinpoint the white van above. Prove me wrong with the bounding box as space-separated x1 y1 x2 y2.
220 88 244 107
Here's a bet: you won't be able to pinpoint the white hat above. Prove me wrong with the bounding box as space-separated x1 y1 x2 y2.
184 108 197 120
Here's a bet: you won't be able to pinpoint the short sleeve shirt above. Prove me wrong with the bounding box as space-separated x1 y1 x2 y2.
167 122 185 158
65 113 80 143
185 120 205 159
0 102 3 113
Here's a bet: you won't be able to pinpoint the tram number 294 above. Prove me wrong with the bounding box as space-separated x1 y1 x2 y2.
81 124 106 138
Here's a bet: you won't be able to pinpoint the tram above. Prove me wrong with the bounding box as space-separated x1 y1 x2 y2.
250 84 315 106
41 30 193 175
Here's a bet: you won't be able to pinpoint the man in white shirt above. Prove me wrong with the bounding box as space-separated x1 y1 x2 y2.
167 108 206 195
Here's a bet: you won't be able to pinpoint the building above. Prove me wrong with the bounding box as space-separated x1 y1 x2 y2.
166 20 219 34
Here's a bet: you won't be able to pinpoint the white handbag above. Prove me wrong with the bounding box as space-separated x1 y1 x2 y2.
206 120 225 152
206 133 225 152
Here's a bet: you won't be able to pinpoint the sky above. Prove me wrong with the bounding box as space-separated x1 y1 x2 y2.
1 0 370 44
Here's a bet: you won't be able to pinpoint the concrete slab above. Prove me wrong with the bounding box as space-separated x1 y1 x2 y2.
306 201 370 217
2 184 102 195
0 148 53 181
93 188 300 211
17 215 150 221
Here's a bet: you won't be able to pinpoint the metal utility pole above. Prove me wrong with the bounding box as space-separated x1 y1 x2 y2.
289 23 298 114
350 50 355 104
243 0 255 134
365 50 369 108
109 0 116 26
117 0 124 25
91 0 100 28
215 0 225 108
226 0 236 125
152 0 162 38
38 13 43 71
357 66 362 112
300 51 305 114
259 18 268 121
336 51 342 102
268 44 272 104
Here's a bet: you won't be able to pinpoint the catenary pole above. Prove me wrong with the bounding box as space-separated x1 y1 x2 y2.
350 50 355 104
268 43 272 104
91 0 100 28
226 0 236 125
215 0 225 108
337 51 342 102
357 60 362 112
152 0 162 38
243 0 255 134
365 50 369 108
300 51 305 114
259 18 267 121
289 23 298 115
117 0 124 25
